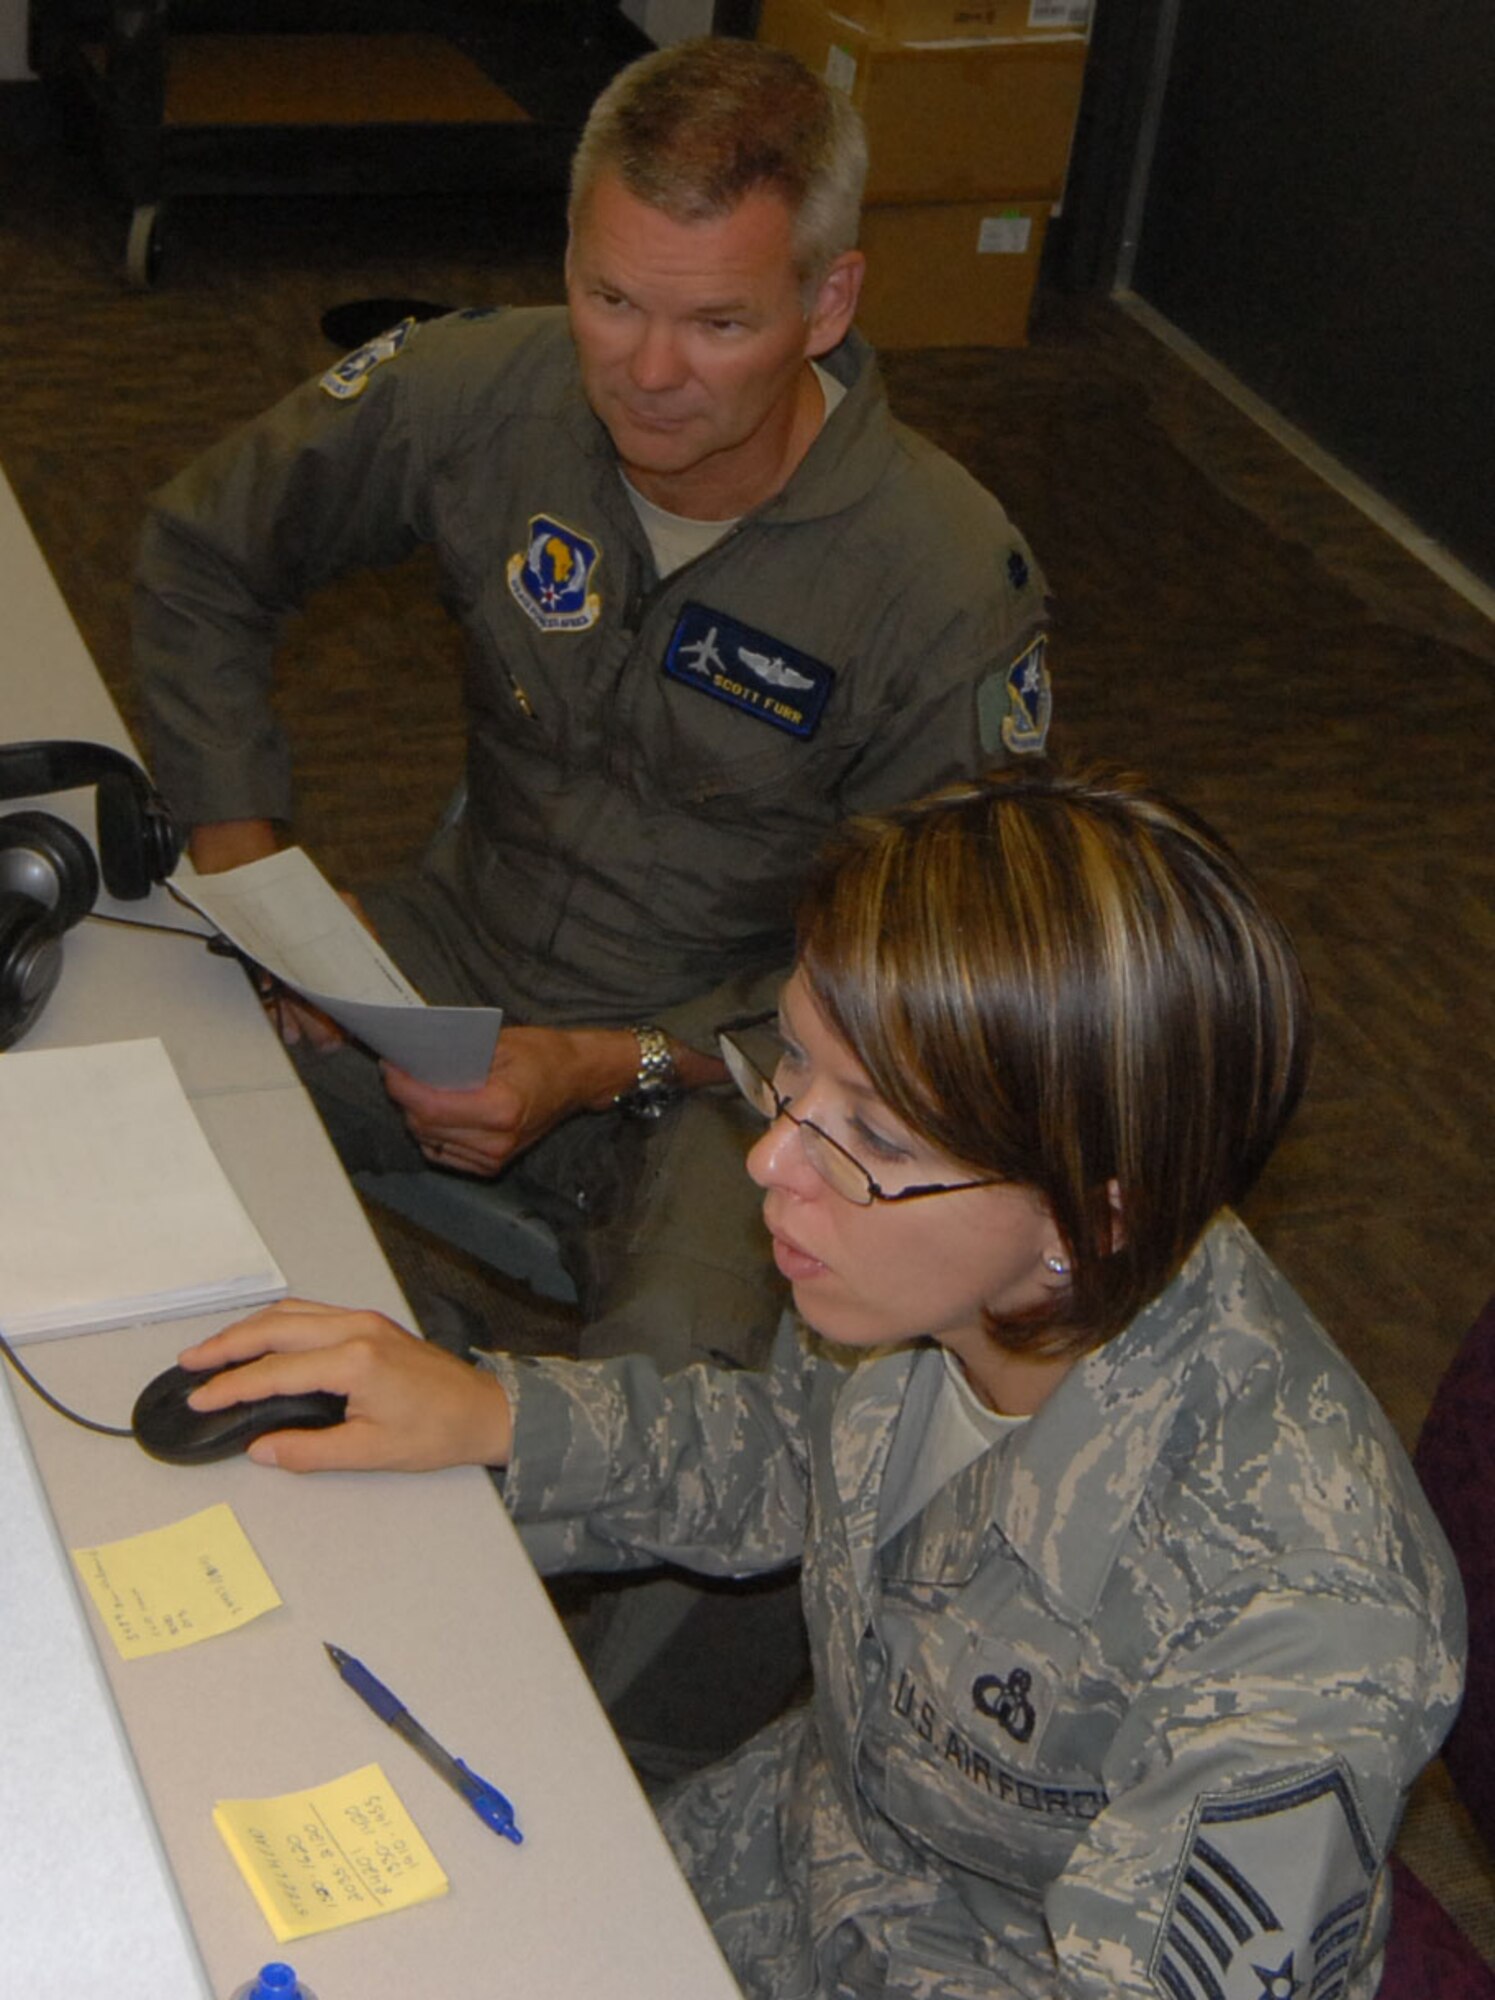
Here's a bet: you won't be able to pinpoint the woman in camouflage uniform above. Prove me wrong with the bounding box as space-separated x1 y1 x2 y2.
187 763 1463 2000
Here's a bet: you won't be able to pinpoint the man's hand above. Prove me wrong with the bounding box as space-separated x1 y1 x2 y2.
262 984 347 1052
177 1298 513 1473
381 1023 643 1176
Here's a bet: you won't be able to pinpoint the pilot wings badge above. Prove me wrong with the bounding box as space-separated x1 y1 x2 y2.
663 602 834 738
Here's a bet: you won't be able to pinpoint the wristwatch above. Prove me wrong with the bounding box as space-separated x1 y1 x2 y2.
614 1024 681 1121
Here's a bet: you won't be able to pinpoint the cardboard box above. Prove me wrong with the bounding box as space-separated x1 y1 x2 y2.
856 200 1050 348
828 0 1091 41
757 0 1088 203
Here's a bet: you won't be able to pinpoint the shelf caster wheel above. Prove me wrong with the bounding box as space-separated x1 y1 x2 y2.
124 204 163 290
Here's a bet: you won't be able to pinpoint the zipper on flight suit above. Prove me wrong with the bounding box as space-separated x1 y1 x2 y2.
502 669 536 719
607 520 748 790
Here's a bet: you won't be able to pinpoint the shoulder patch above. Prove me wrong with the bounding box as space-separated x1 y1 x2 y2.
663 603 834 739
506 515 603 632
1152 1765 1377 2000
979 633 1051 756
318 316 419 402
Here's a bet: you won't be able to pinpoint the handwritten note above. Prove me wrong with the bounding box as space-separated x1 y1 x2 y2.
214 1764 450 1941
72 1502 281 1658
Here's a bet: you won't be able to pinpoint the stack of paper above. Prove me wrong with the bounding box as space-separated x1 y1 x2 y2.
0 1037 287 1343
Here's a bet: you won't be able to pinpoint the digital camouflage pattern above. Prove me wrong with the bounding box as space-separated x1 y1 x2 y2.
485 1214 1464 1999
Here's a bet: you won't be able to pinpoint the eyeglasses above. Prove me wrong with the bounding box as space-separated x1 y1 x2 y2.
715 1012 1002 1208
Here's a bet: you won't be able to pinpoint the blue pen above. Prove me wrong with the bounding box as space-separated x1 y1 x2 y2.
324 1642 523 1845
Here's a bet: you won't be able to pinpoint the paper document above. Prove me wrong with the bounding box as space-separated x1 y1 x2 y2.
176 848 502 1088
214 1763 449 1942
0 1037 287 1343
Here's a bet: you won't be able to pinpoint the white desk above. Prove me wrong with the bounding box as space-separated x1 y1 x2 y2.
0 465 739 1999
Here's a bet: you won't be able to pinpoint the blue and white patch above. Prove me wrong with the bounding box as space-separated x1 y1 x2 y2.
506 515 603 633
983 633 1051 756
1152 1765 1377 2000
663 603 834 739
318 317 418 402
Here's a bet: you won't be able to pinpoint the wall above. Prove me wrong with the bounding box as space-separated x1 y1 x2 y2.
1129 0 1495 584
1 0 30 79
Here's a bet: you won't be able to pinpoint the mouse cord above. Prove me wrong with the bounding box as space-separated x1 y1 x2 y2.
83 909 215 941
0 1326 134 1438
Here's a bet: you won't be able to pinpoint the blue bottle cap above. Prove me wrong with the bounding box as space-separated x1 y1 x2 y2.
248 1967 303 1999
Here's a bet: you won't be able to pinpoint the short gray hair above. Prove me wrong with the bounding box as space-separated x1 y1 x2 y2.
569 37 867 290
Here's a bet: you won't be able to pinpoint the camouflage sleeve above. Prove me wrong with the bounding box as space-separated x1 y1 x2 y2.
475 1312 819 1576
1044 1558 1464 2000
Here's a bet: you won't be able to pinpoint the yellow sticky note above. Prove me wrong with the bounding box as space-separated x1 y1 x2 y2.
214 1763 450 1942
72 1501 281 1658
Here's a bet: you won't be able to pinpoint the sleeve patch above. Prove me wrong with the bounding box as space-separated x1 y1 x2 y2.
318 316 419 402
1151 1765 1378 2000
979 634 1051 756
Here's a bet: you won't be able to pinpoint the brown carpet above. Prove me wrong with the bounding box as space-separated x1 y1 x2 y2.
2 89 1491 1953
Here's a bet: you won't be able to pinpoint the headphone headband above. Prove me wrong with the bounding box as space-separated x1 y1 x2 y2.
0 739 155 806
0 739 182 900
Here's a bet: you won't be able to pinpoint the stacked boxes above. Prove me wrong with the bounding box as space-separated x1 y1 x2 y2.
758 0 1092 347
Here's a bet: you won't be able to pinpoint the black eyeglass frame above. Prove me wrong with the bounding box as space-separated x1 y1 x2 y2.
715 1011 1003 1208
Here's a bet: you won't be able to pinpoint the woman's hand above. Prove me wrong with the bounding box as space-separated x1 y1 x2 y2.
177 1298 513 1474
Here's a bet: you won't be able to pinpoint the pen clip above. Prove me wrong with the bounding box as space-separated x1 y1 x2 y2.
456 1760 523 1844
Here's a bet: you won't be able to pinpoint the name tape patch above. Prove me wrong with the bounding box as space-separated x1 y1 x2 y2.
663 603 834 739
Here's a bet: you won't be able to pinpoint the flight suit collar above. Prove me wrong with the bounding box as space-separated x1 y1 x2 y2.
556 326 897 528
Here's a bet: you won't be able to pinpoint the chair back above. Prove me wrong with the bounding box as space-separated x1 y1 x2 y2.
1414 1292 1495 1853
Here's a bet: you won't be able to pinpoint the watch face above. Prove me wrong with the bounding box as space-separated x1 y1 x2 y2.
620 1082 679 1119
617 1027 678 1119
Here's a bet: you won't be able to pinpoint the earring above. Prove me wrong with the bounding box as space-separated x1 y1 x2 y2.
1044 1255 1068 1276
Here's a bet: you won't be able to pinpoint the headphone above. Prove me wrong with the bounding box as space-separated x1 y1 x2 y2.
0 741 185 1049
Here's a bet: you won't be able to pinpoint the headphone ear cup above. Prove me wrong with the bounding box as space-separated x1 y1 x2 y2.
95 769 155 900
0 811 97 1050
0 897 64 1050
145 792 186 884
0 810 100 928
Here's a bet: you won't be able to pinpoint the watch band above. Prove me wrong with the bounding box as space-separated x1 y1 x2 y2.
614 1024 681 1121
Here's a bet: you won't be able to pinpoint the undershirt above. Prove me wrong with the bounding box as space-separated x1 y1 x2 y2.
877 1346 1028 1547
624 362 847 576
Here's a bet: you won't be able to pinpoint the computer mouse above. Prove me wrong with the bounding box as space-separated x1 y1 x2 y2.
132 1362 347 1467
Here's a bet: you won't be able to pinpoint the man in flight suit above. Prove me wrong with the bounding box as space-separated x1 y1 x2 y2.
134 36 1050 1391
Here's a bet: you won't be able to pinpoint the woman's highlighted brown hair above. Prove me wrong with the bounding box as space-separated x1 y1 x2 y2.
796 762 1312 1356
